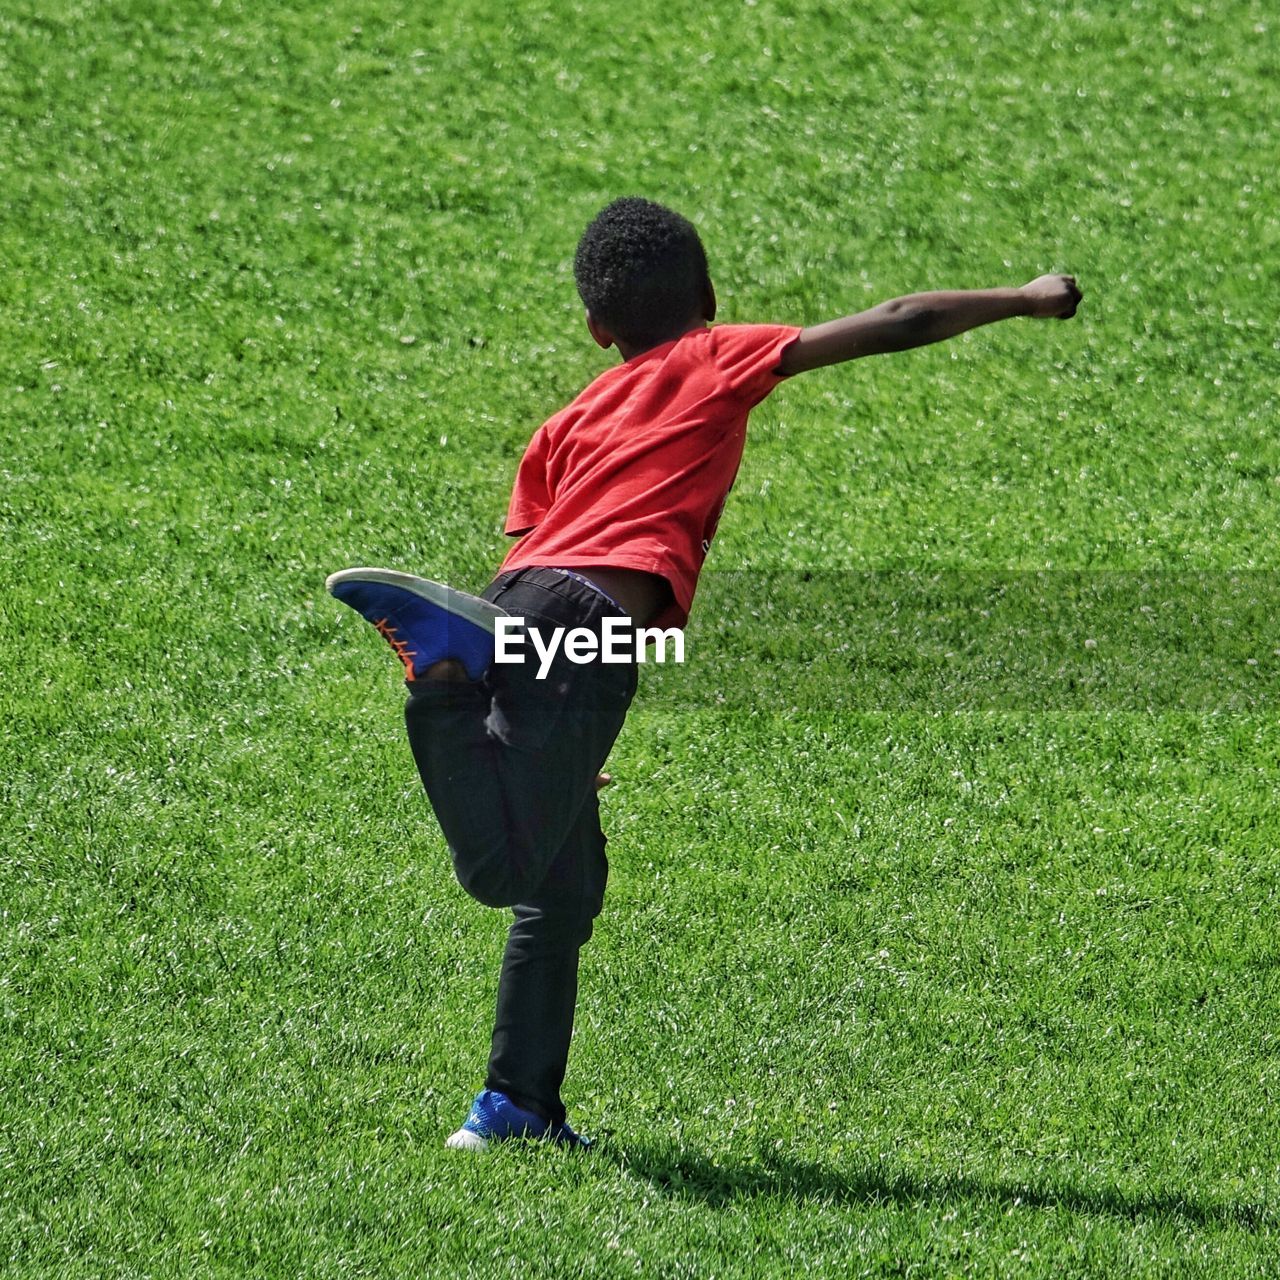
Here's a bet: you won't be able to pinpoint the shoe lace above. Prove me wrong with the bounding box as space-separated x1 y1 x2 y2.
373 617 417 678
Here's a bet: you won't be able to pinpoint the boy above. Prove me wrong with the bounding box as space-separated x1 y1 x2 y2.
328 197 1081 1150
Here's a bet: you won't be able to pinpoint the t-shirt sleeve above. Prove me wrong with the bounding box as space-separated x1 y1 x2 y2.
709 323 804 405
505 425 552 535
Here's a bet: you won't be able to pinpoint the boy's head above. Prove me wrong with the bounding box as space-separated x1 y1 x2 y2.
574 197 714 353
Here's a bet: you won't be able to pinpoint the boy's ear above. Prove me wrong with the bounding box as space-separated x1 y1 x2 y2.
702 280 717 323
585 310 615 350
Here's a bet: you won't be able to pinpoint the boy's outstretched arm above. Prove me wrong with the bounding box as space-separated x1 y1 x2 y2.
777 275 1082 375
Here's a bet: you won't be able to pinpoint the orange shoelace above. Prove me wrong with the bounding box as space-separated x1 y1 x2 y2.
373 617 418 679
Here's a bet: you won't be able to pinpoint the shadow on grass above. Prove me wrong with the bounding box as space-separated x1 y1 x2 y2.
604 1140 1274 1232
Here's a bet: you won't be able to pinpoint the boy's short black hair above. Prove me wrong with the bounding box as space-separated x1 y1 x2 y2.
574 197 710 349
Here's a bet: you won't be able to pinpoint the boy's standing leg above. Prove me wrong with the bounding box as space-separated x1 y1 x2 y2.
484 788 609 1128
401 568 637 1144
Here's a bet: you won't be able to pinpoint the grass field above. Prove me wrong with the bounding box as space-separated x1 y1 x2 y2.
3 0 1278 1275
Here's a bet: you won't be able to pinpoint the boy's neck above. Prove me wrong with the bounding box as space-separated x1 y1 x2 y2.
616 319 708 362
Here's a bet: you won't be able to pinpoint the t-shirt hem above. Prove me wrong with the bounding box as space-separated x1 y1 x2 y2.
498 553 694 628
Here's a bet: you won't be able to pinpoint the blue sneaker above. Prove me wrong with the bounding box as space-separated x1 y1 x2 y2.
326 568 507 681
445 1089 592 1152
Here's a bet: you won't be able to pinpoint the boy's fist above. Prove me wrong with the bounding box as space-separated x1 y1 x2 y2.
1021 274 1083 319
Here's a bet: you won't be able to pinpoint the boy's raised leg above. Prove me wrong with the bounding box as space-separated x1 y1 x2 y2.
332 566 635 1149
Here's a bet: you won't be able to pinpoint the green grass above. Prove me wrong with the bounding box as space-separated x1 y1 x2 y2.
3 0 1278 1275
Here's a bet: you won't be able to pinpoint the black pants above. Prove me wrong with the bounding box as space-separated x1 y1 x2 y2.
403 568 637 1124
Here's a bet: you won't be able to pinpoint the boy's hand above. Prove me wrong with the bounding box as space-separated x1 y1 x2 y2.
1020 274 1083 319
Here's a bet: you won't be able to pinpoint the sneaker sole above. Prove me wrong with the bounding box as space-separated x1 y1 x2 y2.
324 568 508 633
444 1128 489 1152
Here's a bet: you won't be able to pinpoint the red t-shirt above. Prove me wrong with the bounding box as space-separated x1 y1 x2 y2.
500 323 801 628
